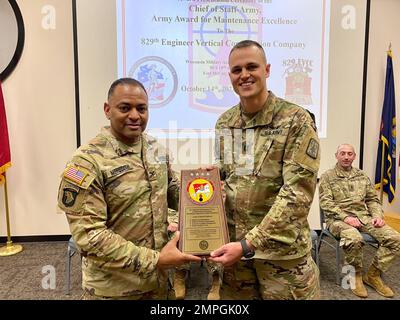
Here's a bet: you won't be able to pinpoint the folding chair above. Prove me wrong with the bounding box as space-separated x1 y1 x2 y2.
317 207 378 285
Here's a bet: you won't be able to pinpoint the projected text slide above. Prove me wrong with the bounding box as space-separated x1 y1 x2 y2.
117 0 330 137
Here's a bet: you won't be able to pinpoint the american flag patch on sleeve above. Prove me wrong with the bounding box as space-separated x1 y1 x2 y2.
64 166 87 185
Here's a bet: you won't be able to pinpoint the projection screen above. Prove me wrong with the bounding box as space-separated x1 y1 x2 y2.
75 0 368 175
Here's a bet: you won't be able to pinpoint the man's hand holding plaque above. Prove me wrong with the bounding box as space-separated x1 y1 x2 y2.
178 167 229 256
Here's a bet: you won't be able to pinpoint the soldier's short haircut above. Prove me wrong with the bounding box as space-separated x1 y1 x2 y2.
229 40 267 63
107 78 147 100
336 143 355 154
307 110 316 125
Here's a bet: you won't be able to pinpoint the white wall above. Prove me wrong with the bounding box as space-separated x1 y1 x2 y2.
0 0 75 236
77 0 117 145
309 0 368 229
364 0 400 216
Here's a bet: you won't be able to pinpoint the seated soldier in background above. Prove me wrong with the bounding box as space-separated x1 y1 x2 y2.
319 143 400 298
168 209 223 300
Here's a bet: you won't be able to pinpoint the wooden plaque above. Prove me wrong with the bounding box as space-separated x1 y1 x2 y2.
178 168 229 256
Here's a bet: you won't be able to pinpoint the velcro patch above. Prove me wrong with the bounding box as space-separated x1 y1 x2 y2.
293 127 320 173
306 138 319 159
64 166 88 185
62 188 78 207
261 129 283 136
110 165 131 176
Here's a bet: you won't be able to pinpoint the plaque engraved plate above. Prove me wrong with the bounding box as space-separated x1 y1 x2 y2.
178 168 229 255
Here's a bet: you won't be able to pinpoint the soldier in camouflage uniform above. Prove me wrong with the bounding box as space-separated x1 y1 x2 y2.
319 143 400 298
57 78 200 300
208 40 320 300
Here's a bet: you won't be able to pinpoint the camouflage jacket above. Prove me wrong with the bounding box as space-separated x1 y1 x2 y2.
319 165 383 225
167 208 179 225
57 127 179 297
215 91 320 260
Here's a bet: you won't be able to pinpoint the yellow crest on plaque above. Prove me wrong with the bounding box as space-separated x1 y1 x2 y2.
187 178 214 204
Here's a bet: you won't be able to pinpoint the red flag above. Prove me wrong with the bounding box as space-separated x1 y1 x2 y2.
0 81 11 184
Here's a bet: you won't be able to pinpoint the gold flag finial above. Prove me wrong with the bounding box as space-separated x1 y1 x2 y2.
388 43 392 57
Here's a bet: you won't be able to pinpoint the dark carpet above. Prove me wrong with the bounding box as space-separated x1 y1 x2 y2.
0 241 398 300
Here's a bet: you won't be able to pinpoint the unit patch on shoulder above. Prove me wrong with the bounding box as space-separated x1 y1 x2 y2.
306 138 319 159
62 188 78 207
64 166 88 185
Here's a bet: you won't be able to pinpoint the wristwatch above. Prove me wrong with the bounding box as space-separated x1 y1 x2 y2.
240 239 255 258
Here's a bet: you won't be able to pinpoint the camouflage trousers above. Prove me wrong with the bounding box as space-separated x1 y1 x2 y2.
328 220 400 272
81 287 167 300
81 272 171 300
219 254 320 300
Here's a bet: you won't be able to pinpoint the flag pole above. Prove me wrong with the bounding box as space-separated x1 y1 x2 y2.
382 44 390 205
379 140 385 204
0 173 23 256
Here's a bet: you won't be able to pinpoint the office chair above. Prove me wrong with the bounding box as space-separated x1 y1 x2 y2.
317 207 378 285
66 237 78 295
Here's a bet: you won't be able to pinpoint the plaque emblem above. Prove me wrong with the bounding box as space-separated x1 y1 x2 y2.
187 179 214 204
199 240 209 250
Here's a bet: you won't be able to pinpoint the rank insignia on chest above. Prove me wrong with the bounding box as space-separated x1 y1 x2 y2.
156 155 167 163
306 138 319 159
64 166 88 185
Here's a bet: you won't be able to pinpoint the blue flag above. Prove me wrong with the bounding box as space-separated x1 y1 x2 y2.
375 51 396 203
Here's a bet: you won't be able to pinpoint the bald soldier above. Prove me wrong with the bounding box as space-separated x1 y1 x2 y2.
57 78 200 300
208 40 321 300
319 143 400 298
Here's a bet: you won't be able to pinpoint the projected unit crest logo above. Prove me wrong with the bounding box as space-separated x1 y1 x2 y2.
284 58 314 106
129 56 178 108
